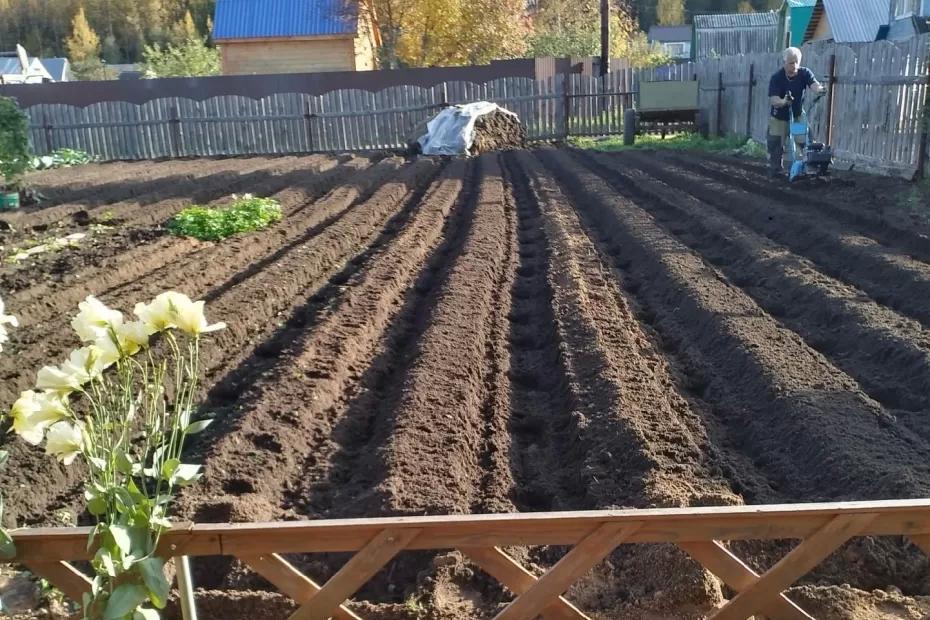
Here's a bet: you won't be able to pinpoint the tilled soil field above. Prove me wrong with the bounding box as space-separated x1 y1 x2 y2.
2 150 930 619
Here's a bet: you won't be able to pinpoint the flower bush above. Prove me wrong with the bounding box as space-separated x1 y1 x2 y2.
8 291 224 619
0 96 31 193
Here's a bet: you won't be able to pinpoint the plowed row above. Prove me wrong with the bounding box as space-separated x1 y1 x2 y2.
3 150 930 619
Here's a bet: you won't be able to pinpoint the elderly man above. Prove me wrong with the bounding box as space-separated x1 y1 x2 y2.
767 47 826 178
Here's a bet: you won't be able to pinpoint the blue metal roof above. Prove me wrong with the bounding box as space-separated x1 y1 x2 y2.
213 0 358 40
815 0 889 42
40 58 70 81
0 58 22 75
693 11 779 29
648 25 693 43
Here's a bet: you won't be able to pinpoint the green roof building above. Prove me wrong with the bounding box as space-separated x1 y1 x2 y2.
779 0 818 48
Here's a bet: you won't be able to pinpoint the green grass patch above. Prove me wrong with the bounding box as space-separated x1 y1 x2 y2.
570 133 767 159
167 194 283 241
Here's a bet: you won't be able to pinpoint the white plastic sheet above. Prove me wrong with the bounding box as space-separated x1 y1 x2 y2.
418 102 518 156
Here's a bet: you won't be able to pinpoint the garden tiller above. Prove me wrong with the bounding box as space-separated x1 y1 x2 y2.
786 91 834 182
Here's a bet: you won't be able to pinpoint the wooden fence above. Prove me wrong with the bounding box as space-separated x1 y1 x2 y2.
8 499 930 620
14 34 930 177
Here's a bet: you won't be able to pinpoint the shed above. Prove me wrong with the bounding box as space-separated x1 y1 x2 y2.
692 12 780 60
38 58 73 82
213 0 377 75
648 25 693 61
0 46 54 84
804 0 890 43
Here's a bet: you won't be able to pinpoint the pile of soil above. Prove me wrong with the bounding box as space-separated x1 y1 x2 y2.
469 110 527 155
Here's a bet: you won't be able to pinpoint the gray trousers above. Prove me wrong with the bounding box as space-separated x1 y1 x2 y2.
767 118 789 172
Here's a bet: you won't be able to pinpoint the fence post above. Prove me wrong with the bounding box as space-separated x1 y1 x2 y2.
169 104 183 158
826 54 837 147
717 71 724 137
917 55 930 179
43 111 54 154
746 63 755 139
304 101 315 153
563 72 571 139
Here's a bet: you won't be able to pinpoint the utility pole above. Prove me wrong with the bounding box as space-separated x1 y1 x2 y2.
600 0 610 76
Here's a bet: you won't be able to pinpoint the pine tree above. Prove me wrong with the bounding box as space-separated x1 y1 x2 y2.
65 6 101 63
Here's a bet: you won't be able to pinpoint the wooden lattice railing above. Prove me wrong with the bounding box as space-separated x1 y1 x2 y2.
8 499 930 620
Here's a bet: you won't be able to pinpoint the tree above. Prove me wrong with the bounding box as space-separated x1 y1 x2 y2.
395 0 463 66
65 6 100 63
528 0 668 67
359 0 527 68
737 1 754 12
656 0 685 25
66 6 107 80
170 10 199 44
140 36 219 77
455 0 528 64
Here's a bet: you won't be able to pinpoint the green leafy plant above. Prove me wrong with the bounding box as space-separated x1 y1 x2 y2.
32 149 97 170
8 292 224 619
168 194 283 241
0 97 32 193
140 37 220 78
571 133 767 159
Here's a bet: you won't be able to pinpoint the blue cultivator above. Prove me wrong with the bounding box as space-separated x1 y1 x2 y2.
786 92 834 182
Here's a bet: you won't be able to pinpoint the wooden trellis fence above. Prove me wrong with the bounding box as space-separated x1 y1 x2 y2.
8 499 930 620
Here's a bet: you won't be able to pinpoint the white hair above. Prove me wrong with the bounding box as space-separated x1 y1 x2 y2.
783 47 802 62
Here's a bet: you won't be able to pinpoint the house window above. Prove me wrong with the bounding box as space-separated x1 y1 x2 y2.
895 0 919 17
665 42 686 56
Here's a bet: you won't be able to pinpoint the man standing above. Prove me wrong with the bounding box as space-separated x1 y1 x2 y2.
767 47 826 178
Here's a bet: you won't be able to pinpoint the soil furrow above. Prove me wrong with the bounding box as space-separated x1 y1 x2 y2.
467 155 519 515
336 154 512 516
0 158 432 525
2 156 292 232
23 159 206 207
0 157 400 407
538 148 930 503
512 150 741 509
24 161 142 197
586 152 930 436
2 155 357 325
616 151 930 332
687 152 930 257
175 158 462 525
42 157 287 208
285 160 482 522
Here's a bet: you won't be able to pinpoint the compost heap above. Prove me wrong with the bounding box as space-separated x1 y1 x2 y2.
416 102 526 156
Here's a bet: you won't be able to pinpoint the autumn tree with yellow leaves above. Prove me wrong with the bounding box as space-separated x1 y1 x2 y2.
527 0 668 67
358 0 528 68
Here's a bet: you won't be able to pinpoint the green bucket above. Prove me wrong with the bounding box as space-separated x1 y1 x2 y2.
0 191 19 210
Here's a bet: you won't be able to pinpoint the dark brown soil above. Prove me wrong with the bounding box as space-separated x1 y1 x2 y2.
4 149 930 619
470 110 527 155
